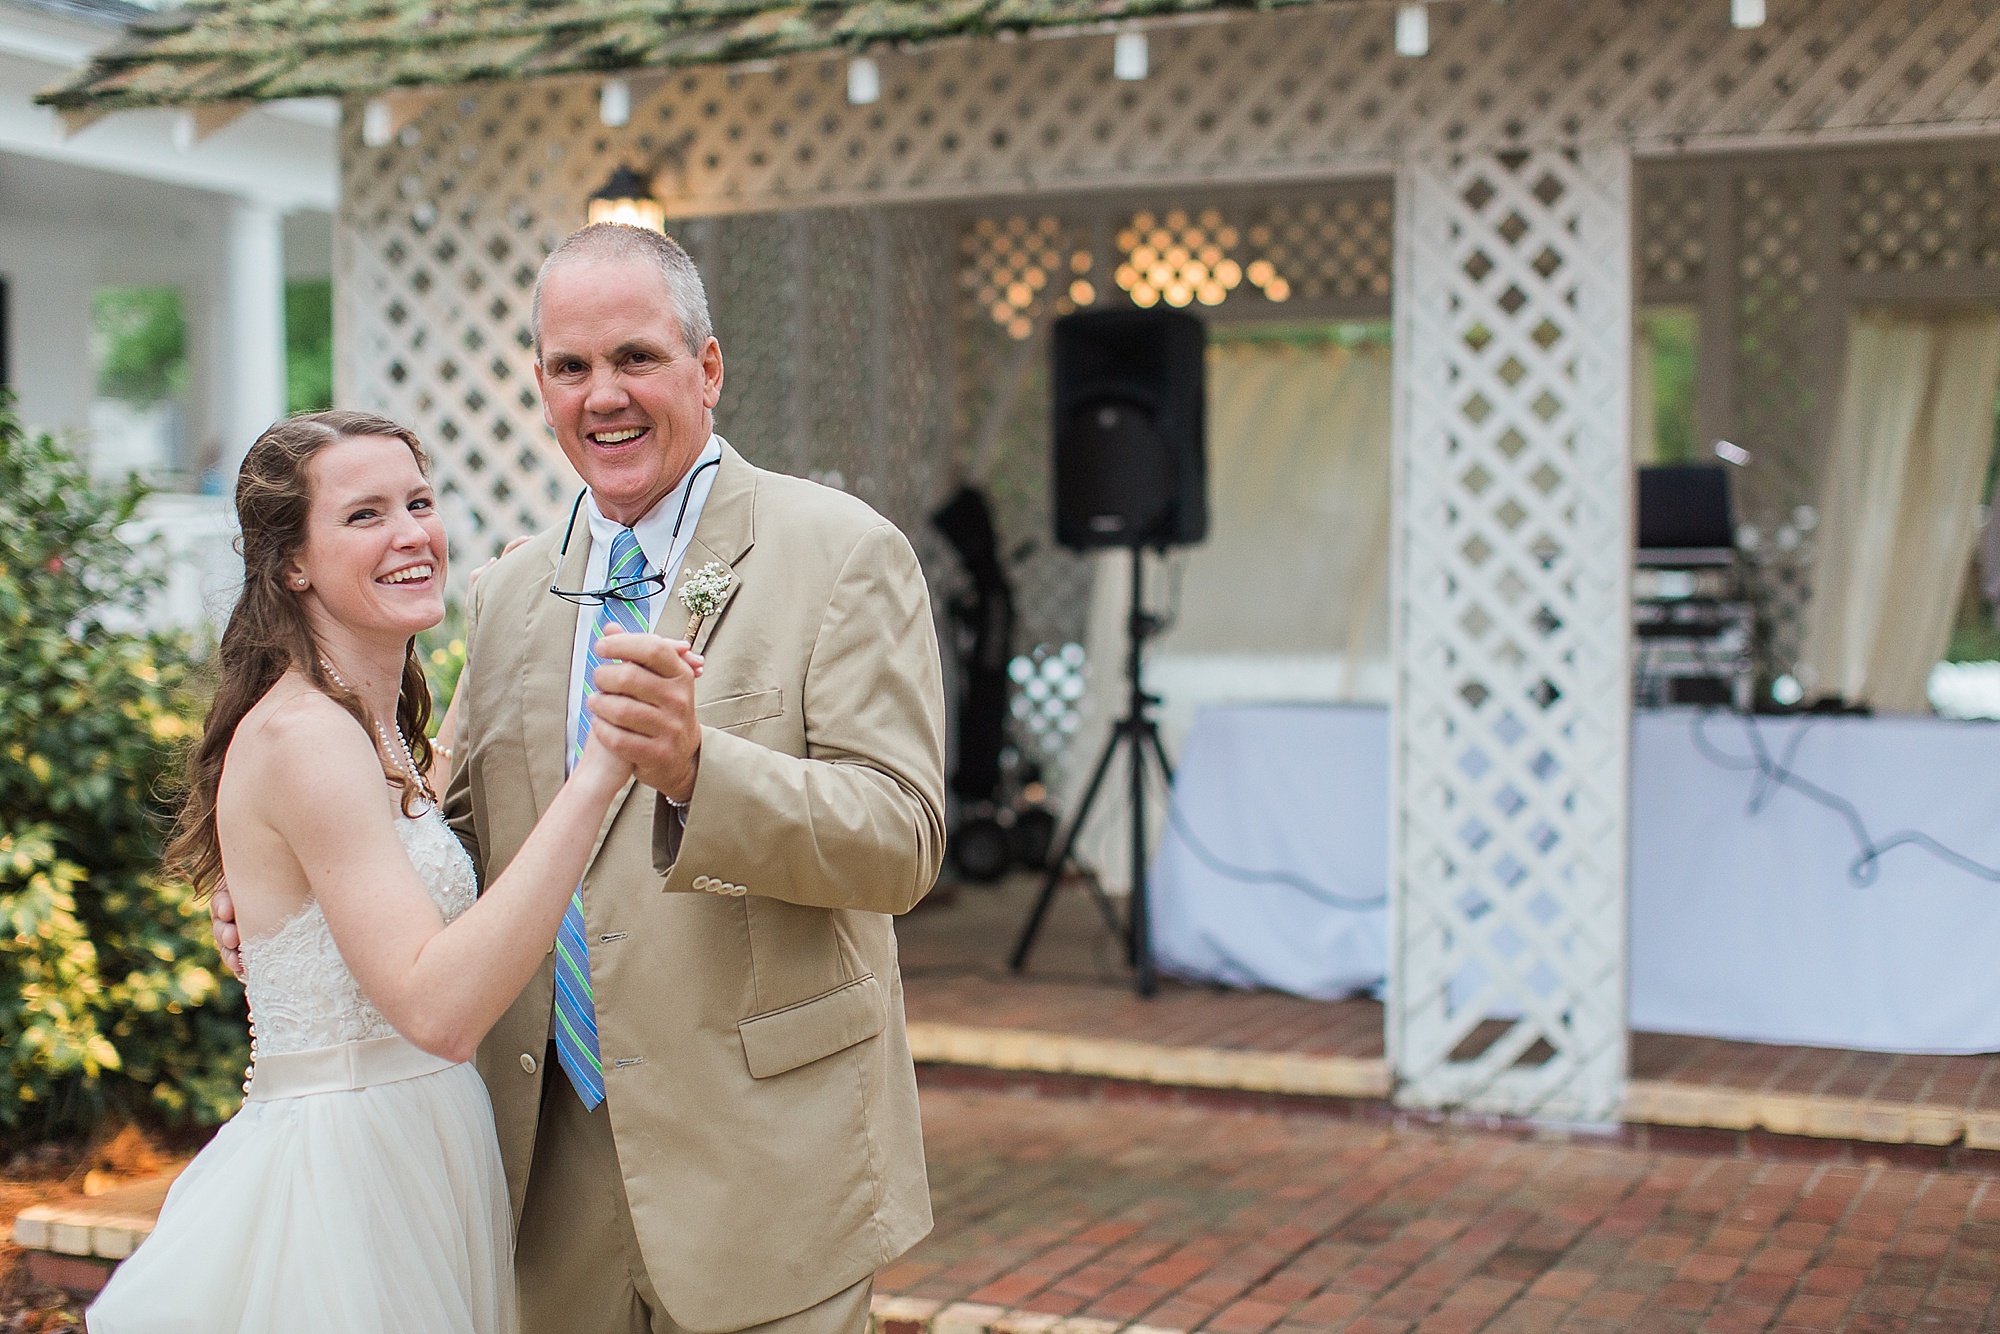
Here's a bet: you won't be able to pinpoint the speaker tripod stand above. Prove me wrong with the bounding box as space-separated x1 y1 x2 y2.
1009 545 1173 997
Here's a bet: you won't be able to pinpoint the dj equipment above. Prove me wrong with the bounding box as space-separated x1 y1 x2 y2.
1634 597 1754 709
1051 308 1207 551
1634 464 1753 710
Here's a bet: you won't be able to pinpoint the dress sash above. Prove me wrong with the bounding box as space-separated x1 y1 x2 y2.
246 1034 460 1102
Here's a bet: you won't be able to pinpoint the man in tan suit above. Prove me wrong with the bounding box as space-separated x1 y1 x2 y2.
449 224 945 1332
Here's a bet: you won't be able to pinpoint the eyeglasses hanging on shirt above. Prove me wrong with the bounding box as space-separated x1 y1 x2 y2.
546 456 722 607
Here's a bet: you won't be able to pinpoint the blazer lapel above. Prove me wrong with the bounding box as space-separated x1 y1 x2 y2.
677 440 757 657
679 534 742 655
583 442 758 870
519 529 588 818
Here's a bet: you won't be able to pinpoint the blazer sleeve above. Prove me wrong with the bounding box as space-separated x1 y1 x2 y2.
442 575 485 879
653 521 947 914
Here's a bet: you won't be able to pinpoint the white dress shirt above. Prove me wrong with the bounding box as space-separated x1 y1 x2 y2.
564 433 724 769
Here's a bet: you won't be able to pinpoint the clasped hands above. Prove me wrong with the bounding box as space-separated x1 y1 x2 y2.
582 630 706 802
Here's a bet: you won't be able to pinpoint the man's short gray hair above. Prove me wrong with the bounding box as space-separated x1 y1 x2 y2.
531 223 715 359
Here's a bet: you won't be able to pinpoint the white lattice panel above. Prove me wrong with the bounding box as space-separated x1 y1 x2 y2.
1391 146 1632 1121
1638 173 1709 300
335 0 2000 630
493 0 2000 221
1846 163 1974 273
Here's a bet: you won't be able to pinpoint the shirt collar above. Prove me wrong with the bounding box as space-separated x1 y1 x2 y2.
583 434 723 571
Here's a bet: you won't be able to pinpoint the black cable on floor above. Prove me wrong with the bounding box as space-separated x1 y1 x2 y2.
1687 708 2000 886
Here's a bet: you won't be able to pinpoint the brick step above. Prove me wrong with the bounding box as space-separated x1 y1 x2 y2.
910 1020 2000 1153
12 1172 178 1297
873 1295 1185 1334
1622 1078 2000 1149
905 1021 1391 1101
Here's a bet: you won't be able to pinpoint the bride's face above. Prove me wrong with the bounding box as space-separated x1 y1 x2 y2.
290 434 448 643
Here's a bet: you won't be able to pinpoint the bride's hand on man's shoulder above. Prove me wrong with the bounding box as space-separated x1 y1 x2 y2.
210 881 246 982
466 535 533 592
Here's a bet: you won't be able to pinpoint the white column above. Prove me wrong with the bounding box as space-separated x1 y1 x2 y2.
1388 144 1633 1123
215 197 288 483
0 223 93 441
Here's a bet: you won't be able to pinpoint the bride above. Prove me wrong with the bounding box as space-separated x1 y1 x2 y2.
89 410 655 1334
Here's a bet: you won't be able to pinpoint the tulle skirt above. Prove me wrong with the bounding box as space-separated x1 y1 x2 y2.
88 1035 517 1334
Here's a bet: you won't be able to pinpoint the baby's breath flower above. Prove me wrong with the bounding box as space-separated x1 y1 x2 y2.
677 561 733 640
678 562 732 618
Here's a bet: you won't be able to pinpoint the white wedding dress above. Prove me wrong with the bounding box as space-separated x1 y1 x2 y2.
88 808 517 1334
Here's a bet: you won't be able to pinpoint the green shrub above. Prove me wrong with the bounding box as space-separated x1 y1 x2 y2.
418 603 467 724
286 279 335 415
92 287 187 406
0 396 243 1138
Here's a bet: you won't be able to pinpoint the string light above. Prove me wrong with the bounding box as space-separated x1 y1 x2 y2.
361 98 393 148
599 79 632 128
847 57 881 106
1395 4 1430 58
1113 32 1148 81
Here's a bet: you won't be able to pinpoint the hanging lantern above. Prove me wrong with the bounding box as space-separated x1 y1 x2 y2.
587 165 665 232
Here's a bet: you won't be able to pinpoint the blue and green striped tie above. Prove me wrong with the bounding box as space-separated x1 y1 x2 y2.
556 527 649 1109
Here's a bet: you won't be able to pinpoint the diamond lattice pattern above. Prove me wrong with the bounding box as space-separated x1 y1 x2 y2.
521 0 2000 221
1639 173 1707 298
1393 146 1631 1122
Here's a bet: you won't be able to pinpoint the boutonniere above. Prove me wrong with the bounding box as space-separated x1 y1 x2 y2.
678 561 733 642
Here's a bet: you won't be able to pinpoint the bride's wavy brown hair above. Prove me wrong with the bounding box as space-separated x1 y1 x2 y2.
166 410 438 897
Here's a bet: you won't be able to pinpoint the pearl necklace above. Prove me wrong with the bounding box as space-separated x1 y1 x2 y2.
317 655 436 808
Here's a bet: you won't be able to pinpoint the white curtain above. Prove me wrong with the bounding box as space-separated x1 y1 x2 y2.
1801 311 2000 713
1060 337 1394 891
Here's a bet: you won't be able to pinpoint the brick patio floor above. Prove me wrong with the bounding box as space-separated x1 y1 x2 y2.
899 877 2000 1135
885 1086 2000 1334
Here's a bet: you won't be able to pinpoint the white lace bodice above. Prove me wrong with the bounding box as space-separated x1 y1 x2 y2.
243 807 477 1055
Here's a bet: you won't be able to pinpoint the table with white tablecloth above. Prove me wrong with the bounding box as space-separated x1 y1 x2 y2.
1149 704 1389 1001
1151 703 2000 1053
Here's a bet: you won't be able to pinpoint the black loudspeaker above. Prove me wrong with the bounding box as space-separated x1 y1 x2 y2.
1052 308 1207 550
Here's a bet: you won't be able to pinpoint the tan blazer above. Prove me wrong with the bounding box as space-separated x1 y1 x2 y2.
445 441 946 1332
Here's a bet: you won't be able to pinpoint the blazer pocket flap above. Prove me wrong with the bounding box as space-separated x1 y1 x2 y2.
738 974 885 1079
696 688 783 733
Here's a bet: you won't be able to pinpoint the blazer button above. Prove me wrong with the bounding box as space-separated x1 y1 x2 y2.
519 1053 537 1074
693 874 713 891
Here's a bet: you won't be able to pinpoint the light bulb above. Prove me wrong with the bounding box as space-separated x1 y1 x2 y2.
599 80 631 128
1114 32 1148 81
1395 4 1430 58
847 57 881 105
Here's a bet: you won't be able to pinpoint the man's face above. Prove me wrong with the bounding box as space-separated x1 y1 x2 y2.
534 257 724 526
